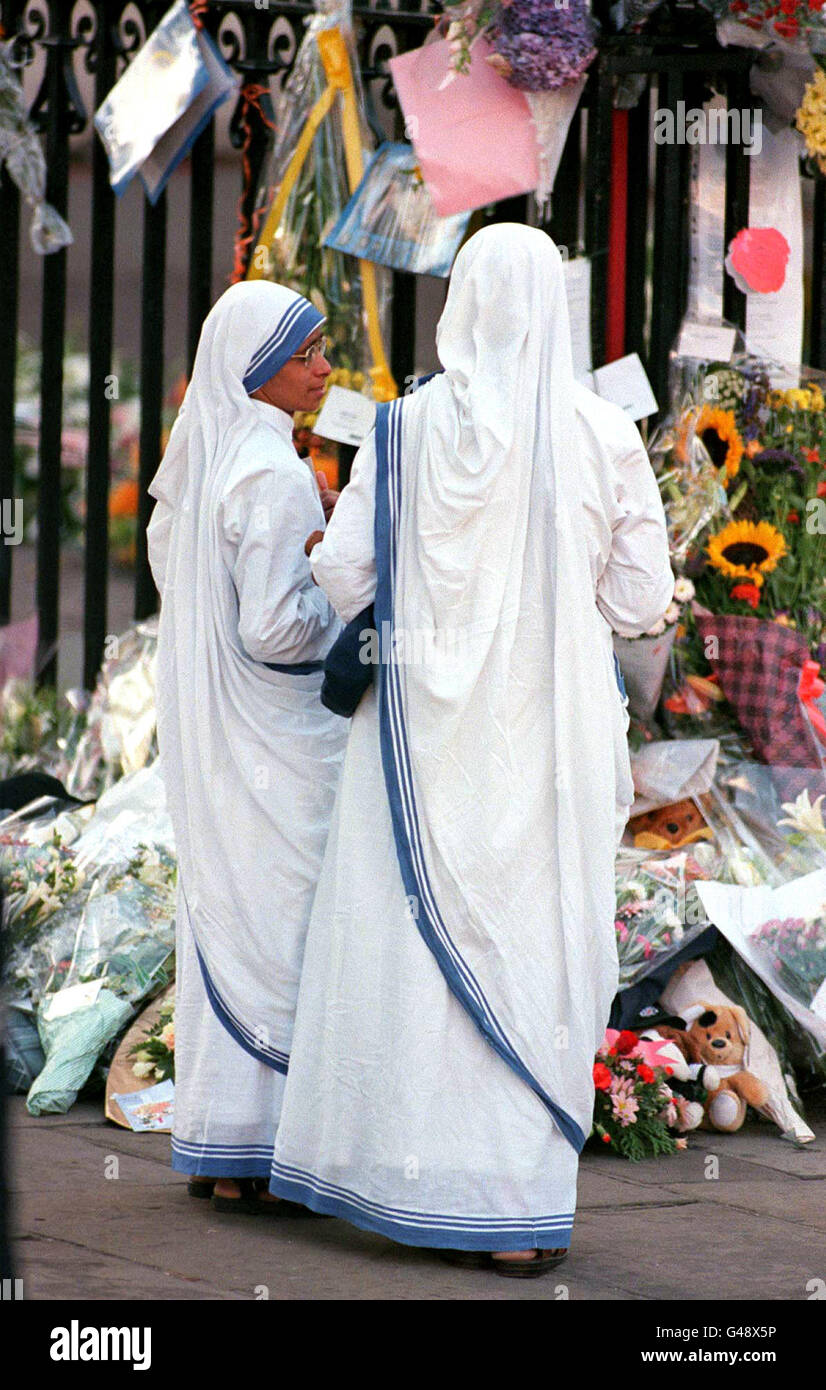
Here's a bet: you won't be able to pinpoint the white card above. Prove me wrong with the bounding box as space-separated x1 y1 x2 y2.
675 321 737 363
43 979 103 1021
563 257 593 376
592 352 658 421
314 386 377 447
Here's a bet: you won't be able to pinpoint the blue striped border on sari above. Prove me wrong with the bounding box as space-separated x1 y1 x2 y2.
173 1137 275 1178
269 1160 573 1252
372 398 585 1155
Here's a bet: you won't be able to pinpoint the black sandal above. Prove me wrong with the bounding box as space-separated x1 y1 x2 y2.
187 1178 215 1200
491 1249 568 1279
436 1250 493 1270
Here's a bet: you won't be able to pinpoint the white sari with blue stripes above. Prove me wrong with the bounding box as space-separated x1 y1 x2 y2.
147 282 347 1176
269 227 673 1248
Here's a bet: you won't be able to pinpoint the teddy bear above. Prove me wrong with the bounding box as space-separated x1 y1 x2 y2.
672 1003 769 1133
628 798 714 852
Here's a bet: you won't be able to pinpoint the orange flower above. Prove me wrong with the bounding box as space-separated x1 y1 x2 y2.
109 479 139 518
817 481 826 498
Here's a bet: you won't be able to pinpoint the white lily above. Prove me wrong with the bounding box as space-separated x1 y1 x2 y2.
779 790 826 838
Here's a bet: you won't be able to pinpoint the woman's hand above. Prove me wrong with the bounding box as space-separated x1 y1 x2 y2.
316 470 339 522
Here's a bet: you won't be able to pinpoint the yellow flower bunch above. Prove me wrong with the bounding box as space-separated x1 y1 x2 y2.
768 384 826 412
796 67 826 175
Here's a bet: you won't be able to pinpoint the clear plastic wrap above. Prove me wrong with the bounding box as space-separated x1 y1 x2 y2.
14 838 177 1117
249 0 389 384
64 620 159 800
697 870 826 1059
614 848 720 990
0 39 72 254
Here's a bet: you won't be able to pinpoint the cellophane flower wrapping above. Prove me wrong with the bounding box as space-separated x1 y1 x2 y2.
64 619 159 800
250 0 389 393
18 841 177 1116
614 847 719 989
696 870 826 1067
0 39 72 254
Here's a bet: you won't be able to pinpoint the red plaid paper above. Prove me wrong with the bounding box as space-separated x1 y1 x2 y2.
695 613 824 772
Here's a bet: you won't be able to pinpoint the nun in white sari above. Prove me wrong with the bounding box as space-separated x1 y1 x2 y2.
268 225 674 1267
147 281 346 1202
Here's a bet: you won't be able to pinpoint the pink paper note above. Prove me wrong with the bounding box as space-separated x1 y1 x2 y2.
389 39 539 217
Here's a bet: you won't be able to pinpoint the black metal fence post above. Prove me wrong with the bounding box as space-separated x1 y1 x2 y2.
31 2 86 685
134 188 167 622
0 0 27 629
82 1 120 688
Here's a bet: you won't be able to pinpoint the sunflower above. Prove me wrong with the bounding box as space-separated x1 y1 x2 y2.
706 519 787 586
686 406 744 482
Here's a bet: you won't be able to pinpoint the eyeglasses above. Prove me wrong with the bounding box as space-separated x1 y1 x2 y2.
291 335 330 365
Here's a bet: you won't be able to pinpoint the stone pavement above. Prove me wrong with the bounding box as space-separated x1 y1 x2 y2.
7 1093 826 1302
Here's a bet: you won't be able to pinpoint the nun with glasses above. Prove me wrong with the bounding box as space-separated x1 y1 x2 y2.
147 280 347 1213
268 225 674 1272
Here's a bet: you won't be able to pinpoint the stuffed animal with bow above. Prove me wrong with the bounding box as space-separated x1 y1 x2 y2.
670 1003 768 1133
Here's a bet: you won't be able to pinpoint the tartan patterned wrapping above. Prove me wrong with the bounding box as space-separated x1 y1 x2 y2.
695 613 825 772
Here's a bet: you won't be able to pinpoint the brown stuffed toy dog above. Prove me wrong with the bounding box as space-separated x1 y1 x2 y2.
628 799 714 852
674 1003 769 1133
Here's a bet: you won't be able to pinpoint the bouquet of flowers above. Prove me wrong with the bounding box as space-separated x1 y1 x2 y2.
614 851 715 988
439 0 597 90
712 0 826 51
130 991 175 1083
750 909 826 1007
21 841 178 1116
1 833 85 955
591 1030 688 1160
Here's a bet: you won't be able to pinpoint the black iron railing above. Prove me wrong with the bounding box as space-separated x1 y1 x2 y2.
1 0 822 690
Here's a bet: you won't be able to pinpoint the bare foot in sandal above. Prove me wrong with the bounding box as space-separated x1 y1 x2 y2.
491 1249 568 1278
213 1178 281 1204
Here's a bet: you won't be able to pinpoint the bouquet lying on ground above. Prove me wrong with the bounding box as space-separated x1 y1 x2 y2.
591 1030 694 1160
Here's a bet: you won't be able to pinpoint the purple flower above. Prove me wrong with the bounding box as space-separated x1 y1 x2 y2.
751 448 799 475
491 0 597 91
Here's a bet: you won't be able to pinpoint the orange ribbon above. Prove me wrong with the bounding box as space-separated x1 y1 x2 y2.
798 659 826 744
231 83 276 284
189 1 209 28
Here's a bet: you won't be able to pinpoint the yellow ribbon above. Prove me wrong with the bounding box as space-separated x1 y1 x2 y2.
247 27 396 402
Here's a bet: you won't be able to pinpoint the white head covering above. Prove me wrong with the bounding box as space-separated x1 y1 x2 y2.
147 279 323 591
375 224 631 1147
